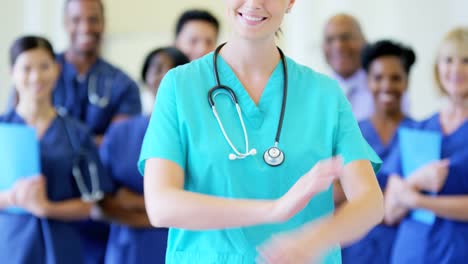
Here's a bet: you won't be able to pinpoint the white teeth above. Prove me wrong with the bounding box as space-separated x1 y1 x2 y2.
77 35 94 42
380 93 396 102
242 14 263 22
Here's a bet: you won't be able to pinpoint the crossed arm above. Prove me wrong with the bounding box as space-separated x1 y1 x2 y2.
144 157 383 262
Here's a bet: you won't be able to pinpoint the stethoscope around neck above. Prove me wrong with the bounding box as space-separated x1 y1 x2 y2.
59 114 104 202
56 65 113 116
207 43 288 167
5 110 104 202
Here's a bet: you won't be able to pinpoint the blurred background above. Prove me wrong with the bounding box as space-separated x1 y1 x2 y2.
1 0 467 119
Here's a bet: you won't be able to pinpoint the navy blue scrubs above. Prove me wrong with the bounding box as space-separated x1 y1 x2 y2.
100 115 168 264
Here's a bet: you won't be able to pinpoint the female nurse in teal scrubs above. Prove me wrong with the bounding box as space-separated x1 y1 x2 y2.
139 1 384 263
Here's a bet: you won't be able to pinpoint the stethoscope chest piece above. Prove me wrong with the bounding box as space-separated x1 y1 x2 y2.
263 146 285 167
89 93 110 108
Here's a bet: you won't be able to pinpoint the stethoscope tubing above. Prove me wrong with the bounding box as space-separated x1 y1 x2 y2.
208 43 288 166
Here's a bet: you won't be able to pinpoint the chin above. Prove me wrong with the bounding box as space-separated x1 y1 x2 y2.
234 27 273 41
335 66 355 77
382 105 401 115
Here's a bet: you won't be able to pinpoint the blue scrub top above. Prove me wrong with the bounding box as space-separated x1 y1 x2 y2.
391 113 468 264
358 117 416 189
0 110 114 264
138 52 381 264
100 115 168 264
342 117 415 264
53 53 142 135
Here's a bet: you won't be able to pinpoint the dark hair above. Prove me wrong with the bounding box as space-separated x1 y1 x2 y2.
10 35 56 66
175 9 219 37
141 47 190 83
361 40 416 74
65 0 104 16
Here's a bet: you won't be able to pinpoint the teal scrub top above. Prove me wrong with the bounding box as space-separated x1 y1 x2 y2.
138 52 381 264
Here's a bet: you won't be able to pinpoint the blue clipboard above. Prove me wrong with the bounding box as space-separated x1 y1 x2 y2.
399 127 442 225
0 123 41 213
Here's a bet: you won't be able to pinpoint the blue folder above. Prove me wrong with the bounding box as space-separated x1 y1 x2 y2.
0 123 41 213
399 127 442 225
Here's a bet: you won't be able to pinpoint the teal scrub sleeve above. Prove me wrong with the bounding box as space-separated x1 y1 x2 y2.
333 83 382 173
138 70 186 175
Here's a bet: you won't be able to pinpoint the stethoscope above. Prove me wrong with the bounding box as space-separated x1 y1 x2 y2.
87 72 112 108
56 66 113 116
59 113 104 202
208 43 288 167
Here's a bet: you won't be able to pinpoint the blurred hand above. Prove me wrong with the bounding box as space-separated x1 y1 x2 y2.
384 174 414 225
12 175 49 217
408 159 449 193
397 178 421 208
257 224 326 264
272 157 343 222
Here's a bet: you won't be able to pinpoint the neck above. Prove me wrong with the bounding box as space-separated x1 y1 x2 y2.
221 36 280 74
65 49 99 75
16 99 56 125
445 97 468 120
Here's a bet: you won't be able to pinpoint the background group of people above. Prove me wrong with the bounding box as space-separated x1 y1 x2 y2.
0 0 467 263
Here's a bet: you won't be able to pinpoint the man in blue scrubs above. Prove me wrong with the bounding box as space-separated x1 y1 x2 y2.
54 0 141 144
53 1 140 263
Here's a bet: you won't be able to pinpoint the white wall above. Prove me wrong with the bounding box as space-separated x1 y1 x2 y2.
100 0 228 89
0 0 65 112
1 0 467 119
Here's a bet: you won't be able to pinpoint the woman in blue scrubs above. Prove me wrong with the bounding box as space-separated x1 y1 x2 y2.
0 36 113 264
99 47 189 264
139 1 384 264
340 40 417 264
386 27 468 264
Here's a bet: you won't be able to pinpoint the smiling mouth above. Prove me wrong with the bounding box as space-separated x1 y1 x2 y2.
238 12 267 24
447 77 467 84
31 85 48 92
76 34 97 44
379 93 399 102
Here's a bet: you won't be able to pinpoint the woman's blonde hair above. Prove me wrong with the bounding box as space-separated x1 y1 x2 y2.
434 27 468 94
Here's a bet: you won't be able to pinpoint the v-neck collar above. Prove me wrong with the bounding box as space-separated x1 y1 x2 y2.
57 53 104 83
214 54 284 128
432 113 468 138
365 117 412 151
6 110 59 141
